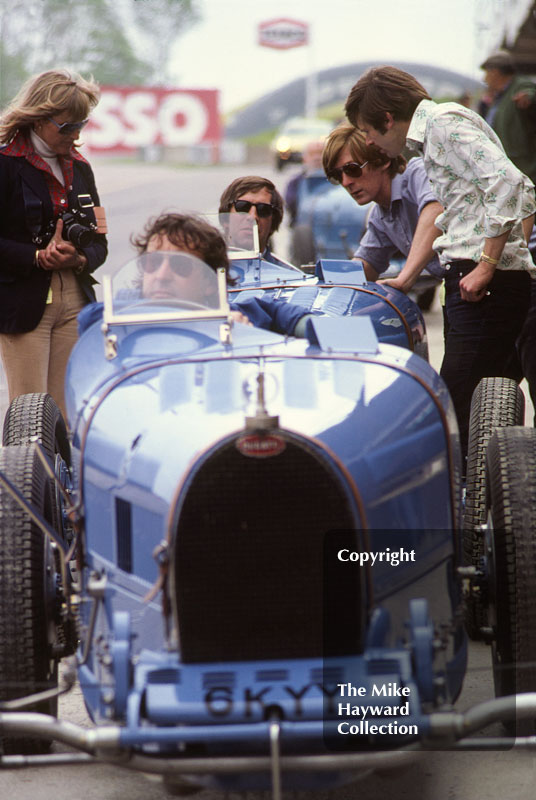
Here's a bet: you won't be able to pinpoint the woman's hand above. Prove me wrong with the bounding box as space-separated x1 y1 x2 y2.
38 219 87 271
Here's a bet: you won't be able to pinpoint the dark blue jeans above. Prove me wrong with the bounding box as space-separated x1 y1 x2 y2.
441 262 531 464
517 276 536 423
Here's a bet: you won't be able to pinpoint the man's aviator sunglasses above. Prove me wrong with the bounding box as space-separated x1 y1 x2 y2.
139 253 196 277
47 117 89 135
326 161 369 185
232 200 274 218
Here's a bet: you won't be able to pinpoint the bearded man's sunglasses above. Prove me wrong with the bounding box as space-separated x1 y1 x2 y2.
139 253 195 277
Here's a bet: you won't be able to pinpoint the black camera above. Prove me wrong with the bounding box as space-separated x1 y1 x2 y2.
61 210 96 248
61 195 97 248
35 195 98 249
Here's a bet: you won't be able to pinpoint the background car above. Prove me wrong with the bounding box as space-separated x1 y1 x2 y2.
270 116 333 170
287 168 370 264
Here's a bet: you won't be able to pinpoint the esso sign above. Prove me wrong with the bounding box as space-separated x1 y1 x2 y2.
258 18 309 50
84 87 220 153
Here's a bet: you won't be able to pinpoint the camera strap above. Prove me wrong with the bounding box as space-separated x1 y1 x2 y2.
68 178 107 235
21 179 45 244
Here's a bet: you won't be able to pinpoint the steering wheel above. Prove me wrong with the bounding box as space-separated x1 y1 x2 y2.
120 298 208 311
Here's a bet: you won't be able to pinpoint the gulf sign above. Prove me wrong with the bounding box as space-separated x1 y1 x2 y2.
84 87 220 153
258 18 309 50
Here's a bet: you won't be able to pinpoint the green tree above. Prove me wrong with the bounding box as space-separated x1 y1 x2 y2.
0 0 43 106
122 0 201 84
0 0 201 107
0 47 27 108
31 0 151 84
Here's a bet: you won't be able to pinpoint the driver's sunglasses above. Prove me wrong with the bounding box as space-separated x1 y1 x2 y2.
326 161 369 185
232 199 274 218
47 117 89 135
139 253 194 277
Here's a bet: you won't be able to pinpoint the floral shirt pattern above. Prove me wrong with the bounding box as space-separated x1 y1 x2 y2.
406 99 536 272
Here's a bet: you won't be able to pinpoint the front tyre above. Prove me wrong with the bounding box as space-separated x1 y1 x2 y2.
463 377 524 640
3 392 71 543
0 444 61 754
2 392 70 465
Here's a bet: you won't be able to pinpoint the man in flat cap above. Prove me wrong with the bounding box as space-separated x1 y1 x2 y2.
480 49 536 183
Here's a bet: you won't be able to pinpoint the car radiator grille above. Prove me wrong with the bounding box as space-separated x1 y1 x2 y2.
173 432 364 663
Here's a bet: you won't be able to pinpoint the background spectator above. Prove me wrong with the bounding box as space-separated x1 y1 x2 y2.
480 49 536 183
284 139 326 228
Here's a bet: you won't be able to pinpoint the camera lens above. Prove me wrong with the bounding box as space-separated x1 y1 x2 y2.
62 211 95 248
66 224 93 248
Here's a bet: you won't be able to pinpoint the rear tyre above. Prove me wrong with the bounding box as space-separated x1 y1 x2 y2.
3 392 71 540
463 378 524 640
0 444 61 754
487 427 536 734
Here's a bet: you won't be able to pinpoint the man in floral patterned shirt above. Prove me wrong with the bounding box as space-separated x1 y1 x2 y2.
345 65 535 466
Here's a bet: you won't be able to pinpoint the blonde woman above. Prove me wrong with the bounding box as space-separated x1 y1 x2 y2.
0 69 107 418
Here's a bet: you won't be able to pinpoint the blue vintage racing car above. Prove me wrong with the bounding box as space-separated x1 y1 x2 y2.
0 244 535 796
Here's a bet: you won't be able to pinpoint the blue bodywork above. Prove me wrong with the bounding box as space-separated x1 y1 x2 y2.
0 253 470 792
58 254 463 789
229 255 428 359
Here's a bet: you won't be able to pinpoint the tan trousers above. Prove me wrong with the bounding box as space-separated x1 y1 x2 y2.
0 270 86 421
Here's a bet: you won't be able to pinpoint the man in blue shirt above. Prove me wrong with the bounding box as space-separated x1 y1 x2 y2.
322 122 443 291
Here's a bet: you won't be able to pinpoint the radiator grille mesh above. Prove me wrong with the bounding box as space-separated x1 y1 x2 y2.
174 433 363 663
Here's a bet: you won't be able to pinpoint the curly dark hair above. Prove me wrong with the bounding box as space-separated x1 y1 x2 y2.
218 176 284 234
132 213 234 283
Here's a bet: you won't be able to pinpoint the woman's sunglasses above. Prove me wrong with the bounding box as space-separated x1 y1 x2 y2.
232 200 274 218
47 117 89 135
326 161 369 185
139 253 195 277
